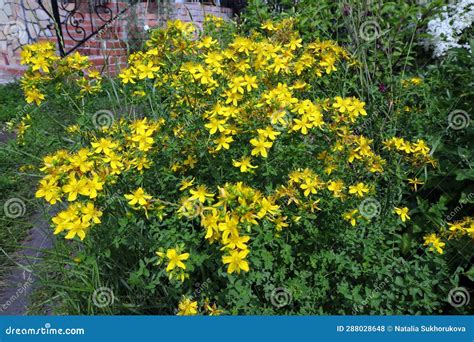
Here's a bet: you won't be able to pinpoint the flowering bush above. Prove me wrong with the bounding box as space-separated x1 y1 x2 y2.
19 42 102 105
425 0 474 57
19 17 470 314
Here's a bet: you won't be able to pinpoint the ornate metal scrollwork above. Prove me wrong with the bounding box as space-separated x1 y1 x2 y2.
61 0 86 43
36 0 139 56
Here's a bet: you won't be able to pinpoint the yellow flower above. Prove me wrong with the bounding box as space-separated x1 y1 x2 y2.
343 209 359 226
25 88 45 105
69 148 93 173
204 14 224 27
183 155 198 168
102 152 124 173
228 76 246 94
332 96 352 113
204 300 223 315
177 298 198 316
230 36 254 55
62 176 87 202
214 134 233 151
204 51 224 69
66 125 80 133
261 20 277 31
242 74 258 92
269 109 287 126
131 129 155 151
198 36 217 49
189 185 214 203
423 233 445 254
124 187 152 206
408 178 424 191
250 137 272 158
205 118 226 134
137 61 160 79
348 98 367 117
300 178 319 197
285 37 303 51
79 175 104 199
202 209 220 241
65 219 90 241
464 220 474 237
257 197 279 218
410 77 423 85
52 206 76 235
327 180 344 198
320 54 337 73
91 138 117 155
232 157 257 173
222 249 250 274
88 70 101 79
273 216 289 231
269 56 289 74
218 214 239 242
179 178 195 191
292 115 312 134
224 89 242 106
132 156 151 171
118 68 136 84
166 248 190 272
394 207 410 222
412 139 430 155
31 55 50 73
81 202 103 224
257 127 280 140
224 234 250 250
35 178 61 204
194 65 214 85
348 182 370 197
132 90 146 97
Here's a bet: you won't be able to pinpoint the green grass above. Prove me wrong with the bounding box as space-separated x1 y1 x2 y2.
0 83 24 122
0 80 121 312
0 81 80 285
0 83 33 282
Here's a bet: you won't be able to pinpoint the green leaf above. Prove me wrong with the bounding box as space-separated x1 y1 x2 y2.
465 267 474 282
455 169 474 181
460 190 474 204
394 276 404 286
401 233 412 255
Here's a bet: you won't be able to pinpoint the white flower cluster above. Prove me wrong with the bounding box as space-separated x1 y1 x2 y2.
426 0 474 57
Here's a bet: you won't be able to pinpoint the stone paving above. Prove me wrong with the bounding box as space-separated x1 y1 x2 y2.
0 212 53 315
0 131 54 315
0 70 17 84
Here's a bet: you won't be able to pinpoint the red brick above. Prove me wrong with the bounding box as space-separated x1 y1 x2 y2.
105 40 127 48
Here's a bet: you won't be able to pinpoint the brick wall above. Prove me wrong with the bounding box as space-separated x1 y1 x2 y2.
0 0 60 78
0 1 233 80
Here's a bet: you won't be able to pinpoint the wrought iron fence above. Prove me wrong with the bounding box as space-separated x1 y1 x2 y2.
36 0 139 56
35 0 245 57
